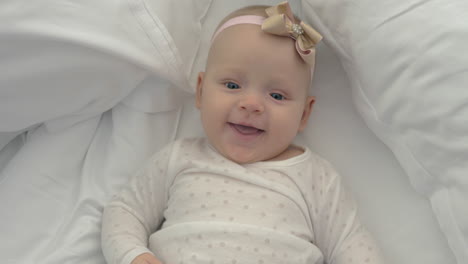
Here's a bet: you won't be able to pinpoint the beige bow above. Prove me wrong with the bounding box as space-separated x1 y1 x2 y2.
262 1 322 67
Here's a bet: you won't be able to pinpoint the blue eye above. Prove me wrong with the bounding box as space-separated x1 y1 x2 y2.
225 82 240 89
270 93 285 100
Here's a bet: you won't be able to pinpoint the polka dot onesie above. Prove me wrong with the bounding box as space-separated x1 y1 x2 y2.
101 138 384 264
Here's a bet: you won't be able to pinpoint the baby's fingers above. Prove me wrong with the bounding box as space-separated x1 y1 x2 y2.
131 253 164 264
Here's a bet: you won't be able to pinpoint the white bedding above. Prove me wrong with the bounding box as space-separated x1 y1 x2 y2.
0 0 460 264
301 1 468 261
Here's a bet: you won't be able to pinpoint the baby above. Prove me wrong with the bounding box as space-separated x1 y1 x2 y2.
101 2 385 264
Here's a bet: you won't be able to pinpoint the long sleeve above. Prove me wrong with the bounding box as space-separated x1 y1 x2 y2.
307 159 385 264
101 143 174 264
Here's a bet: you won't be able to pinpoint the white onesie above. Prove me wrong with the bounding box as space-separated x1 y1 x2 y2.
101 138 384 264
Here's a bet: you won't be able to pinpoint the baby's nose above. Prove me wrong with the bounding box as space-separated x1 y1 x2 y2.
238 94 265 113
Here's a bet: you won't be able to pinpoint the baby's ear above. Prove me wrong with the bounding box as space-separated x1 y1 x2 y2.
195 72 205 109
298 96 315 132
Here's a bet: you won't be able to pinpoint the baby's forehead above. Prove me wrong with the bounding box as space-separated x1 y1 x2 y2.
208 25 309 71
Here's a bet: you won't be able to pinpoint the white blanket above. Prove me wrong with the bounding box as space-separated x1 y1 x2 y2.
0 1 457 264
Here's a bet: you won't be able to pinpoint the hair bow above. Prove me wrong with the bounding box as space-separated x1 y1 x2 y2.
261 1 322 67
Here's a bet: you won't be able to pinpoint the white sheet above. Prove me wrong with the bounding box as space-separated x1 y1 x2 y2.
0 0 457 264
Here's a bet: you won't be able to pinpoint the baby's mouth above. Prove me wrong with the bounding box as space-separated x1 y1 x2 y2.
228 123 265 135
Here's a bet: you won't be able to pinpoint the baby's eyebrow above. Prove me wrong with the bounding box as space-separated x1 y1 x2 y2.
267 82 295 95
214 65 244 73
211 66 245 78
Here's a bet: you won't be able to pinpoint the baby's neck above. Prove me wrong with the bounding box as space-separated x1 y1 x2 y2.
266 145 304 162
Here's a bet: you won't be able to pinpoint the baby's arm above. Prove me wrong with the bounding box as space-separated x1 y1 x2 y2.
309 160 385 264
101 146 172 264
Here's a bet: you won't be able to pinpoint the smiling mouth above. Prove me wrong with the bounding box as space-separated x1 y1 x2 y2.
228 122 265 136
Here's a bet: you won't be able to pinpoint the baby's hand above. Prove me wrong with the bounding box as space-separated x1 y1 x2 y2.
131 253 164 264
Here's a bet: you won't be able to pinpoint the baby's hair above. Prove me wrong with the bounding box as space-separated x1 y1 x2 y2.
215 5 302 33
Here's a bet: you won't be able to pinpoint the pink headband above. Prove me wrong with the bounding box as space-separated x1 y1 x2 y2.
212 15 265 42
210 1 323 68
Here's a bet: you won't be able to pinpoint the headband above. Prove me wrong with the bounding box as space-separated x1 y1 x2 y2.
211 1 322 68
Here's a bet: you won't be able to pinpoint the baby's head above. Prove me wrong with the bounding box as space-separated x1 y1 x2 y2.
196 2 322 164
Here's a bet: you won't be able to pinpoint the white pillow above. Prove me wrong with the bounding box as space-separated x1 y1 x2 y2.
301 0 468 262
0 0 210 132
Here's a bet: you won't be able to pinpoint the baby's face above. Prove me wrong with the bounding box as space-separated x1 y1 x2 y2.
196 24 314 164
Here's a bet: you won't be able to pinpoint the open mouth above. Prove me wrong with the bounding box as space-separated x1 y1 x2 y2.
228 122 265 136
